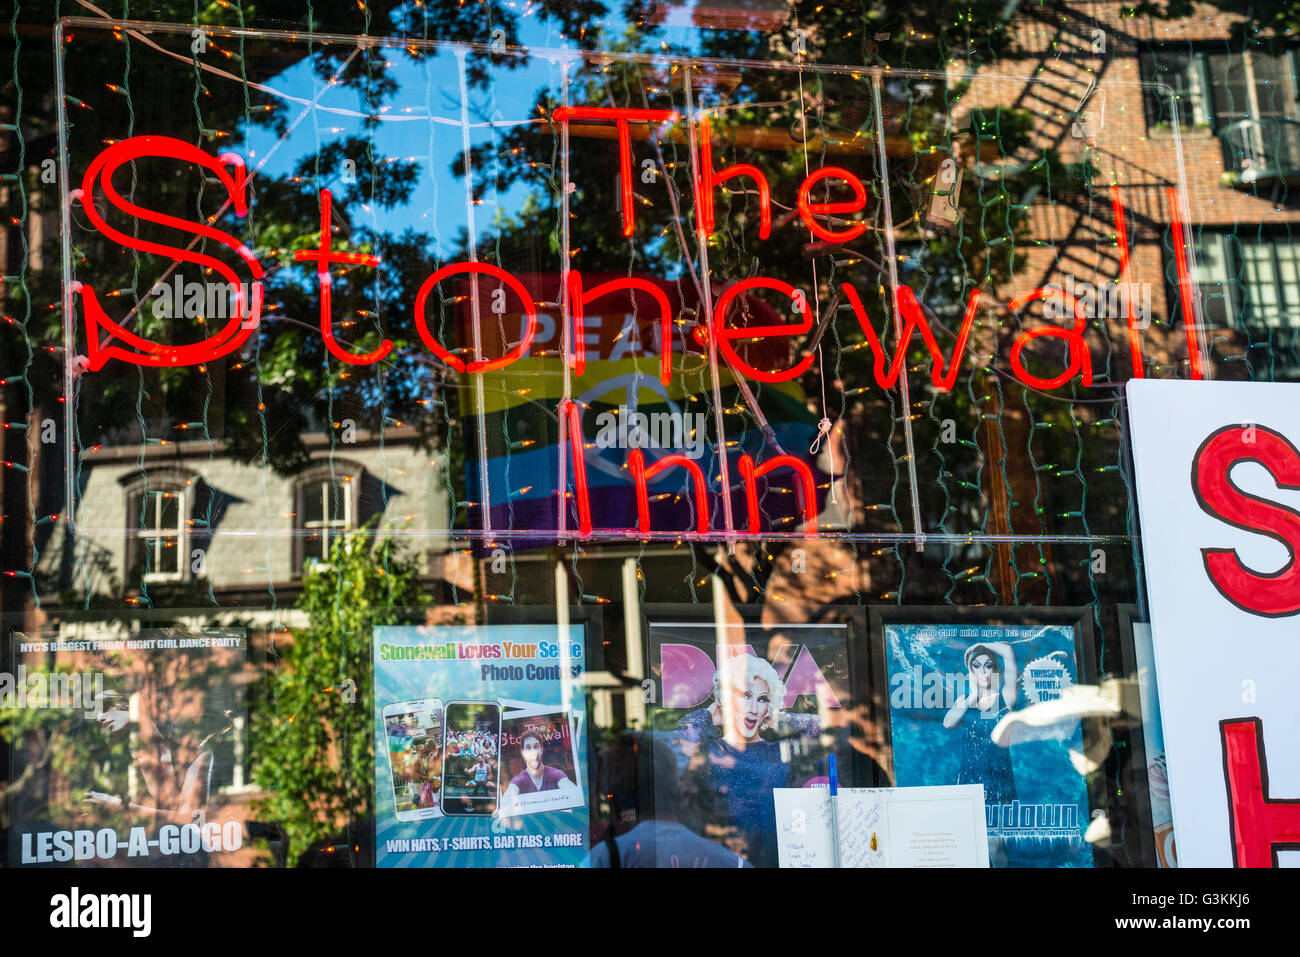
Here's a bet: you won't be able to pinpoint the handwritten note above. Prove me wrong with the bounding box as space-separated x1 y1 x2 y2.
773 784 989 868
836 791 887 868
773 787 835 868
888 790 988 867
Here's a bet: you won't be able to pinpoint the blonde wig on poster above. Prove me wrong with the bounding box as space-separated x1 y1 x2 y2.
710 653 787 732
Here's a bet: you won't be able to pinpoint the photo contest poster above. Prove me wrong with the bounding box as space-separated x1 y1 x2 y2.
644 620 851 868
7 627 250 867
883 620 1094 867
372 624 589 867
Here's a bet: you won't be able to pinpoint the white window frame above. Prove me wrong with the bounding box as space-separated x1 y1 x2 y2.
296 472 356 571
1194 232 1300 332
133 486 189 583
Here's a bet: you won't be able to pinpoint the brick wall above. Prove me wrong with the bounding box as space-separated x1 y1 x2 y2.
948 0 1299 380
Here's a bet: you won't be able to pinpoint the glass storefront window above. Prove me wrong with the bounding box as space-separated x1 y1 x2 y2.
2 1 1299 884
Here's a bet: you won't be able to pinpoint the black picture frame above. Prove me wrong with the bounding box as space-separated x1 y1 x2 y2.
869 604 1100 868
1116 603 1160 868
636 602 867 866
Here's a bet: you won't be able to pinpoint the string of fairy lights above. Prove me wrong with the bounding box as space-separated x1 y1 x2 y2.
3 4 38 609
10 1 1272 679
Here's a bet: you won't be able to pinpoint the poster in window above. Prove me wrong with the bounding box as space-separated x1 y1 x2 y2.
873 609 1096 868
1117 605 1175 868
643 616 852 868
372 624 589 867
6 627 250 867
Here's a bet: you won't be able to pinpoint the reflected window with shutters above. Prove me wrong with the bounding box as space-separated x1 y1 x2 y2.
293 468 358 572
295 470 356 571
124 479 190 584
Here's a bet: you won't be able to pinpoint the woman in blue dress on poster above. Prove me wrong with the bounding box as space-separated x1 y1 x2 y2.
943 642 1018 803
673 653 820 867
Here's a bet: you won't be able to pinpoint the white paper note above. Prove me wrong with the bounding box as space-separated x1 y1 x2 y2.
773 787 835 868
887 787 989 867
773 784 989 867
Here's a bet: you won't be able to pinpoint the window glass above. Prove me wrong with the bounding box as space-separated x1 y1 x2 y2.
131 488 186 579
1209 52 1251 125
1141 51 1204 127
1193 234 1232 328
301 477 352 566
6 3 1300 880
1196 233 1300 333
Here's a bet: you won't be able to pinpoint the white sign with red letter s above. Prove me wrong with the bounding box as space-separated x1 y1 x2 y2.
1128 379 1300 867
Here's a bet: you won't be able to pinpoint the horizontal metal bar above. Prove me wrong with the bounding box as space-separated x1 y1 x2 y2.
57 16 1166 91
66 525 1132 545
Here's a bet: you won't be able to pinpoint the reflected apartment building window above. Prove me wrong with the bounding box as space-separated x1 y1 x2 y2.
295 467 357 571
125 479 189 583
1185 231 1300 378
1193 232 1300 328
1142 49 1300 182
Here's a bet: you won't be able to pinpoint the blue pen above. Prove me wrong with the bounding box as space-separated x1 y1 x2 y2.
828 754 841 868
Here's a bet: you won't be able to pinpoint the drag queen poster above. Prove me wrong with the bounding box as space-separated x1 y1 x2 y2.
644 618 852 868
875 610 1095 868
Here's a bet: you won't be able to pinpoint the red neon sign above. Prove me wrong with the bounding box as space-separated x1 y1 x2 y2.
558 398 593 536
841 283 980 393
796 166 869 244
567 271 674 384
1006 286 1094 390
1168 186 1205 381
1110 185 1144 379
71 134 1208 538
694 116 772 240
75 135 263 370
551 106 680 237
74 134 1190 396
629 449 708 534
295 189 390 366
711 278 815 383
414 262 538 373
738 453 818 534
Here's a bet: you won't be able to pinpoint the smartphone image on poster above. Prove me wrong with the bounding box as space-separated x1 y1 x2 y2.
382 699 444 822
441 701 502 816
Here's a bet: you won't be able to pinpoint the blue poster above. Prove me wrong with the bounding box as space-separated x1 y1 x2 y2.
372 624 589 867
884 622 1093 867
